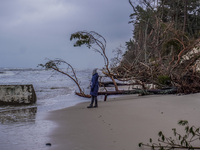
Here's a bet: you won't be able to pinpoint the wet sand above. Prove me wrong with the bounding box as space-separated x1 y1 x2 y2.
47 94 200 150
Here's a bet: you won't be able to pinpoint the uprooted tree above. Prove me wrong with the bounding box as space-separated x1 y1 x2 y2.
112 0 200 94
70 31 119 92
39 59 91 98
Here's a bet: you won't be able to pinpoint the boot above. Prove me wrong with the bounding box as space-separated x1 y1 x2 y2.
87 96 95 108
94 98 98 108
87 105 93 108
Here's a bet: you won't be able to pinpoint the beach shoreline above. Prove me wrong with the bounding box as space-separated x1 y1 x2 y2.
46 94 200 150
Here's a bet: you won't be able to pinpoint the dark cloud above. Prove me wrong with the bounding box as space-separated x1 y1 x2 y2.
0 0 132 69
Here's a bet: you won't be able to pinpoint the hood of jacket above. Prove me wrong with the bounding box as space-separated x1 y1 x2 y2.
92 68 98 75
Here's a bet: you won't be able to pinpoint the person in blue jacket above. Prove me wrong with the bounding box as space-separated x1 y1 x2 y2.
87 68 99 108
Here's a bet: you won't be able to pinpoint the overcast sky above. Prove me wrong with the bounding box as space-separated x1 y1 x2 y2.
0 0 133 69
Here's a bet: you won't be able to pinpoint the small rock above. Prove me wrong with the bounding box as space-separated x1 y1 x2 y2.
46 143 52 146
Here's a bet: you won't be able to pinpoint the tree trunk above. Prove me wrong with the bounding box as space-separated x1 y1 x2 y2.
51 67 83 94
144 19 149 64
111 76 119 91
183 0 188 33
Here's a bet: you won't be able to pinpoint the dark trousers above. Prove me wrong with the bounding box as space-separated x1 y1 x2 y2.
90 95 98 106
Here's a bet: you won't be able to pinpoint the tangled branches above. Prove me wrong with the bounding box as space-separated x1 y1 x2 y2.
115 38 200 94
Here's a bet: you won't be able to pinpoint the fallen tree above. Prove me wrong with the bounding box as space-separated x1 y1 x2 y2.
98 87 177 101
39 59 91 98
99 81 136 87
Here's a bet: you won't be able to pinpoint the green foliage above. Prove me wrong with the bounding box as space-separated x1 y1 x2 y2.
157 75 171 86
70 32 91 48
139 120 200 149
38 60 58 70
38 59 72 70
70 31 107 59
162 39 182 55
70 31 107 53
160 0 200 37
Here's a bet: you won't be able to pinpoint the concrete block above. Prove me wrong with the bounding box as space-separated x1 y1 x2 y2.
0 85 37 105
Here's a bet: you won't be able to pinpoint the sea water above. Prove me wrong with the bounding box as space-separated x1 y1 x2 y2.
0 68 94 150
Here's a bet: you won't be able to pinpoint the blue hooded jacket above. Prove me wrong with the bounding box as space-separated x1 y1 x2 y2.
90 73 99 96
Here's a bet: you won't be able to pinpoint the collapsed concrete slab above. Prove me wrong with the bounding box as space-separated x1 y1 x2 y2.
0 85 37 105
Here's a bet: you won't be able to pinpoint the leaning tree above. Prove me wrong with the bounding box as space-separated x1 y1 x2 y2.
70 31 119 91
39 58 91 98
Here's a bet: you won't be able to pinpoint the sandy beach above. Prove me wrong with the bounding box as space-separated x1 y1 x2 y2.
46 94 200 150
